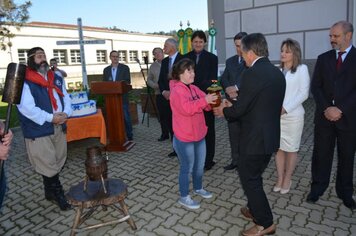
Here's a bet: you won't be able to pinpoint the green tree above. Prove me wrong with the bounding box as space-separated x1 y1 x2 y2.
0 0 32 50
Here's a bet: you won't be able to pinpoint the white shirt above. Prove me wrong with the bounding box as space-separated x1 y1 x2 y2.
169 52 179 67
336 44 352 62
17 71 72 125
111 66 117 81
251 56 263 67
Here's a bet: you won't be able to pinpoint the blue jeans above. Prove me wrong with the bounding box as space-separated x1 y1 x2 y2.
173 136 206 197
123 102 133 139
0 166 6 210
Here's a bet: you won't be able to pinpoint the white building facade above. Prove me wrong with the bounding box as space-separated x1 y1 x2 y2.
0 21 170 88
208 0 355 75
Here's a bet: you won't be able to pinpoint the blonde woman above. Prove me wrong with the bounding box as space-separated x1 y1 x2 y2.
274 39 310 194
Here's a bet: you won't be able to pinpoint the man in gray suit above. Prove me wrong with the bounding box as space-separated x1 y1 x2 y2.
103 50 133 141
220 32 247 171
214 33 285 235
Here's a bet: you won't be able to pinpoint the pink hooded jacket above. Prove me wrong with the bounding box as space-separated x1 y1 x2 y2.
169 80 211 142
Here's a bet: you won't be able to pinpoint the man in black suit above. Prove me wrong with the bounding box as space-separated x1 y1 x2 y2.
185 30 218 170
307 21 356 210
158 38 183 157
103 50 133 140
214 33 285 235
220 32 247 171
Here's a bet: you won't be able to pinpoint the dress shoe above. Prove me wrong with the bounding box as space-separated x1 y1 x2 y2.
240 207 255 221
306 193 319 204
168 151 177 157
223 163 237 171
280 180 292 194
241 223 276 236
342 198 356 210
204 161 216 171
157 135 169 141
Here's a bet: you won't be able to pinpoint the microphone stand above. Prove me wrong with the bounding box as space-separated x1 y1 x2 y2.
136 58 158 127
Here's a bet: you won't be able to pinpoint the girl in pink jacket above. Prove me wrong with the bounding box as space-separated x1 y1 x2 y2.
170 58 217 209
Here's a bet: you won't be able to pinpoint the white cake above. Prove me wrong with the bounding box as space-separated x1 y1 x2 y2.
70 91 88 104
69 91 97 117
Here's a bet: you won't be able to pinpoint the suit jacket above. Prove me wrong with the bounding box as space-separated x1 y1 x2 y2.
311 46 356 131
147 61 161 95
103 63 131 103
282 64 310 117
223 57 286 155
220 55 246 100
103 63 131 83
158 53 183 93
185 49 218 92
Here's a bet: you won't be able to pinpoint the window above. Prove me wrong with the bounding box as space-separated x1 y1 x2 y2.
18 49 29 64
142 50 149 63
129 50 138 62
70 50 81 63
96 50 107 63
53 49 67 64
118 50 127 62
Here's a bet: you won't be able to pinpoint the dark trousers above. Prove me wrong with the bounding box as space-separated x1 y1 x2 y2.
204 110 215 167
237 153 273 228
310 124 356 201
156 95 173 139
123 102 133 139
228 121 240 165
0 167 6 209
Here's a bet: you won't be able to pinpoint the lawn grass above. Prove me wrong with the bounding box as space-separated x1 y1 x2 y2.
0 96 21 128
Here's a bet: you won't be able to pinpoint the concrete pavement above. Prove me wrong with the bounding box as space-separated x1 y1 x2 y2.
0 98 355 236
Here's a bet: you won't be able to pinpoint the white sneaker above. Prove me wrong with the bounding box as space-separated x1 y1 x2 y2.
178 195 200 209
194 189 213 199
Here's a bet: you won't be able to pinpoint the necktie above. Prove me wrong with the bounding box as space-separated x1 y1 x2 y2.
196 54 200 64
336 51 345 71
168 57 173 72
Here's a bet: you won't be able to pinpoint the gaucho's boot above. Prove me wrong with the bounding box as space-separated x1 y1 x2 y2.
42 175 55 201
42 174 72 211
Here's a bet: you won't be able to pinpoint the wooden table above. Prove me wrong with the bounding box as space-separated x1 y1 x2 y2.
66 109 107 145
66 179 137 235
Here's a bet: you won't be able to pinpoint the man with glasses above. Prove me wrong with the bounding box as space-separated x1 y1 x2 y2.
103 50 133 141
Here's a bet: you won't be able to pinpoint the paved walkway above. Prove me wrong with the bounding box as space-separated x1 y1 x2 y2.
0 98 355 236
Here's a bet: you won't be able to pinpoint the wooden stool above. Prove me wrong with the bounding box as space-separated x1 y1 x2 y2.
66 178 137 236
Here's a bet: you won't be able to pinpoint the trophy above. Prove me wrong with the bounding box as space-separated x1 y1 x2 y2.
207 80 222 107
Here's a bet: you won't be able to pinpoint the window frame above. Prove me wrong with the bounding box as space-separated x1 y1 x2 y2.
70 49 81 64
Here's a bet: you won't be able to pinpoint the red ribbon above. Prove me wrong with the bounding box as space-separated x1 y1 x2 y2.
25 68 64 110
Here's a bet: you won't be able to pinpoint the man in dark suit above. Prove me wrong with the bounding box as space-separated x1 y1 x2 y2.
214 33 285 235
158 38 183 157
307 21 356 210
185 30 218 170
103 50 133 140
220 32 247 171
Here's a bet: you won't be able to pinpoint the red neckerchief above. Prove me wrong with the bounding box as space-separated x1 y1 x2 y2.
25 68 64 110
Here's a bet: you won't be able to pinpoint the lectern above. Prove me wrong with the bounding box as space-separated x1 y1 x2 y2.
90 81 134 152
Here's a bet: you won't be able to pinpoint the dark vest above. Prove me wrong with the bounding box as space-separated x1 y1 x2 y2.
18 74 66 139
